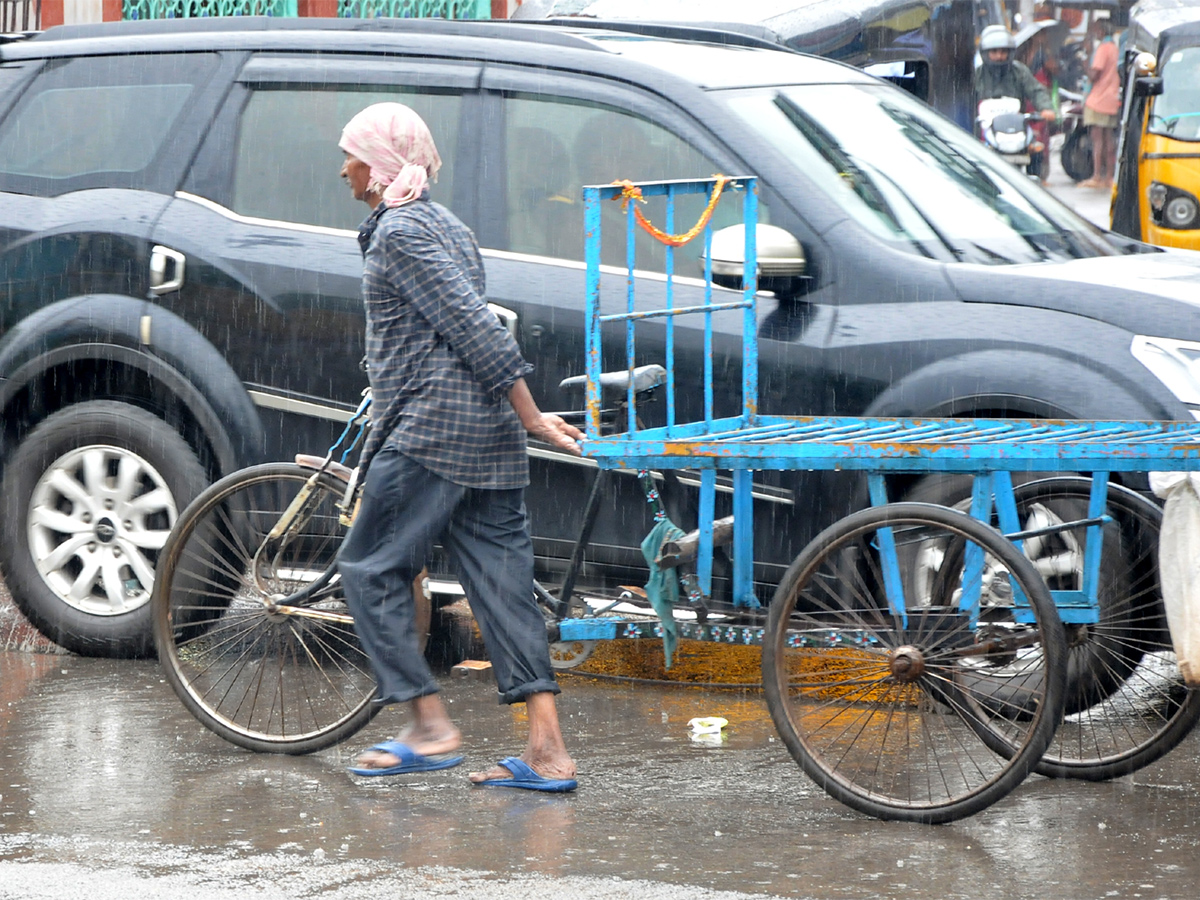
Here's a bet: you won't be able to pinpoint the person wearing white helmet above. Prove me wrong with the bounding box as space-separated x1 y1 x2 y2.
974 24 1056 126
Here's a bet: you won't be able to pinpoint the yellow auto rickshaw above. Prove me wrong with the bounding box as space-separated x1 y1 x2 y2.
1111 0 1200 248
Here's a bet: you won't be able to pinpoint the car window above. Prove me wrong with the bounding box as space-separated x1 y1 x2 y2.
1149 47 1200 141
500 93 764 270
230 87 462 231
726 83 1116 263
0 55 214 187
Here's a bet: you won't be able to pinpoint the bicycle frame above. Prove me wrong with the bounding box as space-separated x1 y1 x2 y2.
249 390 373 617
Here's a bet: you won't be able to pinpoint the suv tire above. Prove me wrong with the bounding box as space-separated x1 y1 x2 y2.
902 473 1148 714
0 401 208 658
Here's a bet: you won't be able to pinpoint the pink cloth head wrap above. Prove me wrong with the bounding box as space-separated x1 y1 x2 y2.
339 102 442 208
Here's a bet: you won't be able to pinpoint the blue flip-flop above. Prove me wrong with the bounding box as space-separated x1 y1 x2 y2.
348 740 464 777
472 756 577 793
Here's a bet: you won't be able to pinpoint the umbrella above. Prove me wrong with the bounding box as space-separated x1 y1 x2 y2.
1015 18 1070 50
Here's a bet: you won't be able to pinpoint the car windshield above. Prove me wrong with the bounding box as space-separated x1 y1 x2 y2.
723 83 1118 264
1149 46 1200 141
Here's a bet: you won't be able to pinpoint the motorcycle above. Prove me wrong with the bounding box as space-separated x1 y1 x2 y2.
1057 87 1094 183
978 96 1043 175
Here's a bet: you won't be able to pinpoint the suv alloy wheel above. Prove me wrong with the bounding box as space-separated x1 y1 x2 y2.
0 401 208 657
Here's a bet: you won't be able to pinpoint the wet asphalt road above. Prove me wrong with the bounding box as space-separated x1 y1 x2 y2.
1043 133 1110 229
5 651 1200 900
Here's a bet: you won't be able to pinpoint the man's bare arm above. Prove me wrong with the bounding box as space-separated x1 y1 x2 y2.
509 378 584 456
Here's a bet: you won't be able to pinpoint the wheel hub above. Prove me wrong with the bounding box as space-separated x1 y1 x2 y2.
94 518 118 544
27 444 178 617
264 593 292 621
889 645 926 682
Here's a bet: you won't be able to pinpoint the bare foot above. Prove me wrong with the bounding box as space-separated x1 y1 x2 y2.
469 692 575 785
468 751 576 784
354 723 462 771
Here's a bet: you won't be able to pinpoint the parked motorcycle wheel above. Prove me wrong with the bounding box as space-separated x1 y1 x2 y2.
1028 149 1050 183
1061 127 1094 183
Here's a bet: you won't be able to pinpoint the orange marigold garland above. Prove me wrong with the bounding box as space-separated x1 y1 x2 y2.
612 175 731 247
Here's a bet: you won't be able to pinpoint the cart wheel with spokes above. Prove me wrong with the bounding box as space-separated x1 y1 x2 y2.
1010 478 1200 780
152 463 427 754
762 502 1067 824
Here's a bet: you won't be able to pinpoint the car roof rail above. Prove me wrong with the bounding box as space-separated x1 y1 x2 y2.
25 16 602 52
0 31 39 45
526 16 788 52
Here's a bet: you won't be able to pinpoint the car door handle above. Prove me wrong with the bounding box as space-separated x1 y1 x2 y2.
149 245 186 296
488 302 518 338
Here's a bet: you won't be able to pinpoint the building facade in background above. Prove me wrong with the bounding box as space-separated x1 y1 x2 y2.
2 0 522 29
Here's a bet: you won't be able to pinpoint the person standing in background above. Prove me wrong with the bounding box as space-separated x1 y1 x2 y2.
1081 18 1120 189
1021 27 1061 184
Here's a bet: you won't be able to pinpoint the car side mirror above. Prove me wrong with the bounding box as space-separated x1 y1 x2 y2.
1133 52 1157 77
1134 76 1164 97
703 224 808 298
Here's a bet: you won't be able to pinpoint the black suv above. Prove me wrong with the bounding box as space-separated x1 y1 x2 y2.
3 17 1200 658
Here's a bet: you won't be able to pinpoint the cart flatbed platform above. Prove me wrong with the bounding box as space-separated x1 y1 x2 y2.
582 413 1200 473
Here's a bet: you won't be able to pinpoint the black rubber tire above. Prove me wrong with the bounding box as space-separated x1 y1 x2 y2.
903 475 1200 779
762 502 1067 824
153 463 409 754
0 401 208 658
1027 149 1049 183
1016 478 1200 781
903 475 1137 717
1060 127 1094 183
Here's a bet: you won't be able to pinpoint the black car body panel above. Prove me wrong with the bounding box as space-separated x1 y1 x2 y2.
2 16 1200 655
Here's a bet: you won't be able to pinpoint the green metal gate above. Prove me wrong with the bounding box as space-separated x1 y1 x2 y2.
124 0 294 16
338 0 489 16
123 0 489 18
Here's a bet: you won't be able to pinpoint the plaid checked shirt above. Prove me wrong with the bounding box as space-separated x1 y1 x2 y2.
357 196 533 489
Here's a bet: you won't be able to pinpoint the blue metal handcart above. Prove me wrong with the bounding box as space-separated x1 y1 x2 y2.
562 175 1200 823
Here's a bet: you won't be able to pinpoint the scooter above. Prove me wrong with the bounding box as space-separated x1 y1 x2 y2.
1057 88 1094 183
978 96 1042 173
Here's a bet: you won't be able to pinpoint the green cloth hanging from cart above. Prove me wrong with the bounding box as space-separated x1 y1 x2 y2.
641 517 686 668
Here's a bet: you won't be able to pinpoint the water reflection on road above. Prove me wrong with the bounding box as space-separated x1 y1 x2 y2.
3 652 1200 898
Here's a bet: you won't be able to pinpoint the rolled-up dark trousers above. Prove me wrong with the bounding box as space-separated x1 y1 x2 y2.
337 447 560 706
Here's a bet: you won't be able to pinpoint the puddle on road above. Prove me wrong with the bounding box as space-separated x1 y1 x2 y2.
6 653 1200 898
0 652 65 735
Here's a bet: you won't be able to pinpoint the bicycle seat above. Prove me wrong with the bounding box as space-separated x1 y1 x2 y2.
558 364 667 395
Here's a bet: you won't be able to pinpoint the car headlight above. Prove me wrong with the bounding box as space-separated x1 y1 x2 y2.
1132 335 1200 415
1166 195 1199 228
1149 182 1200 230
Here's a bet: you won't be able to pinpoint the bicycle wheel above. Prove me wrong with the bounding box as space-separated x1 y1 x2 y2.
762 502 1067 824
153 463 381 754
1012 478 1200 780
